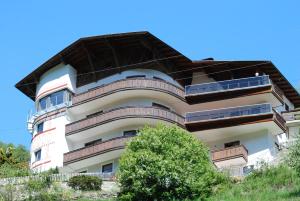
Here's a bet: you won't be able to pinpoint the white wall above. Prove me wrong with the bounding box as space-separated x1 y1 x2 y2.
36 63 77 100
207 130 277 167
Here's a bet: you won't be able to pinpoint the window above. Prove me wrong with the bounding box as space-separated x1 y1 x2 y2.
37 122 44 133
39 96 48 111
123 130 137 137
85 138 102 147
224 141 240 148
50 90 64 106
152 102 170 111
102 163 113 173
126 75 146 79
37 90 70 112
34 149 42 162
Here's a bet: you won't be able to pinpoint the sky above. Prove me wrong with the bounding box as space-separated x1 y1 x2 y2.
0 1 299 148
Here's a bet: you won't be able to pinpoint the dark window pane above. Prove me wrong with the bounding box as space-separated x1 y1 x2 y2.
34 149 41 162
39 97 47 111
224 141 240 148
126 75 146 79
37 123 44 133
123 130 137 137
102 163 113 173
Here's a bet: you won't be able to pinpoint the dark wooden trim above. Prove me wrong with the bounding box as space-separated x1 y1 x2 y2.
63 136 131 165
66 106 185 136
70 78 185 107
212 145 248 163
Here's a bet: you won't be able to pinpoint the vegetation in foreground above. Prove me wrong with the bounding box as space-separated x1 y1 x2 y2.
117 124 226 201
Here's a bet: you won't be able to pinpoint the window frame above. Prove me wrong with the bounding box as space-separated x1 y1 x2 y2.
123 130 137 137
36 122 44 134
34 149 42 162
102 163 113 173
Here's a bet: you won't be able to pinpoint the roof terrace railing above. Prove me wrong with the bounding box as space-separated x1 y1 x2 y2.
185 75 271 96
186 103 272 123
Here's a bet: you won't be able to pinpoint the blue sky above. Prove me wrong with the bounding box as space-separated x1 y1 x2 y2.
0 1 299 147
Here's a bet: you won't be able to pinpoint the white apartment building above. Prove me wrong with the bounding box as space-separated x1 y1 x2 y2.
15 32 300 176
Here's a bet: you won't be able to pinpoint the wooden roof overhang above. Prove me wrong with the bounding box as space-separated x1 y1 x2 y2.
15 31 193 100
188 60 300 107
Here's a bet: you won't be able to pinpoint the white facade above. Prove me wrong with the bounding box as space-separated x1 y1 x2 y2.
25 62 298 176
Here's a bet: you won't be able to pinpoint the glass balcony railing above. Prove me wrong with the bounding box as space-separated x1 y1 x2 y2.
185 75 271 96
186 103 272 122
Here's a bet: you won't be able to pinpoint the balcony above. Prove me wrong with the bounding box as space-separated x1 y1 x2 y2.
65 106 185 141
68 78 185 115
185 103 286 141
64 136 131 168
212 145 248 168
185 75 283 105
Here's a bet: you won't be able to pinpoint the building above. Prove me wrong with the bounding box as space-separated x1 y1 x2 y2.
15 32 300 176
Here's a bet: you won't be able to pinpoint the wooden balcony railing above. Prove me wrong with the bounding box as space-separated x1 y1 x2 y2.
212 145 248 163
66 106 185 136
64 136 131 165
71 78 185 106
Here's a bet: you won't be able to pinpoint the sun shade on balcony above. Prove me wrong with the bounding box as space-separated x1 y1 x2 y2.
186 103 272 122
185 75 270 96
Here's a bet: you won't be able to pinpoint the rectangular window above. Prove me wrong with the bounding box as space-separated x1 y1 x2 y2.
37 122 44 133
224 141 240 148
38 96 48 111
123 130 137 137
34 149 42 162
102 163 113 173
152 102 170 111
126 75 146 79
50 90 64 106
85 138 102 147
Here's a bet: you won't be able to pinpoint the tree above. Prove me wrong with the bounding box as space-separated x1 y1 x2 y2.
117 124 225 201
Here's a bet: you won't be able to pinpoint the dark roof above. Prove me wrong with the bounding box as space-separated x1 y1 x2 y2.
15 32 300 107
15 31 192 100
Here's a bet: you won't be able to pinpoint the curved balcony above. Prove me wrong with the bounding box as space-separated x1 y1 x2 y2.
65 106 185 141
68 78 185 115
185 75 283 106
64 136 131 166
186 103 286 141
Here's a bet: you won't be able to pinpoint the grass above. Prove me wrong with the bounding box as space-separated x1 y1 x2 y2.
207 165 300 201
77 165 300 201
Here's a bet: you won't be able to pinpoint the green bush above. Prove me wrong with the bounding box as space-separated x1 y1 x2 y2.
286 130 300 175
117 124 226 201
68 175 102 191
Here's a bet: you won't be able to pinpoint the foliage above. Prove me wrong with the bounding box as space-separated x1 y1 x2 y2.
68 175 102 191
0 141 30 178
117 124 226 201
208 164 300 201
286 130 300 175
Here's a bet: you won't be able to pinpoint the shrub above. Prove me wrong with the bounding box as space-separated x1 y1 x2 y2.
68 175 102 191
117 124 226 201
286 130 300 175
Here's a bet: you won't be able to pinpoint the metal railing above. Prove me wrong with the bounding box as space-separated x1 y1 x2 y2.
186 103 272 123
185 75 271 96
0 172 115 186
